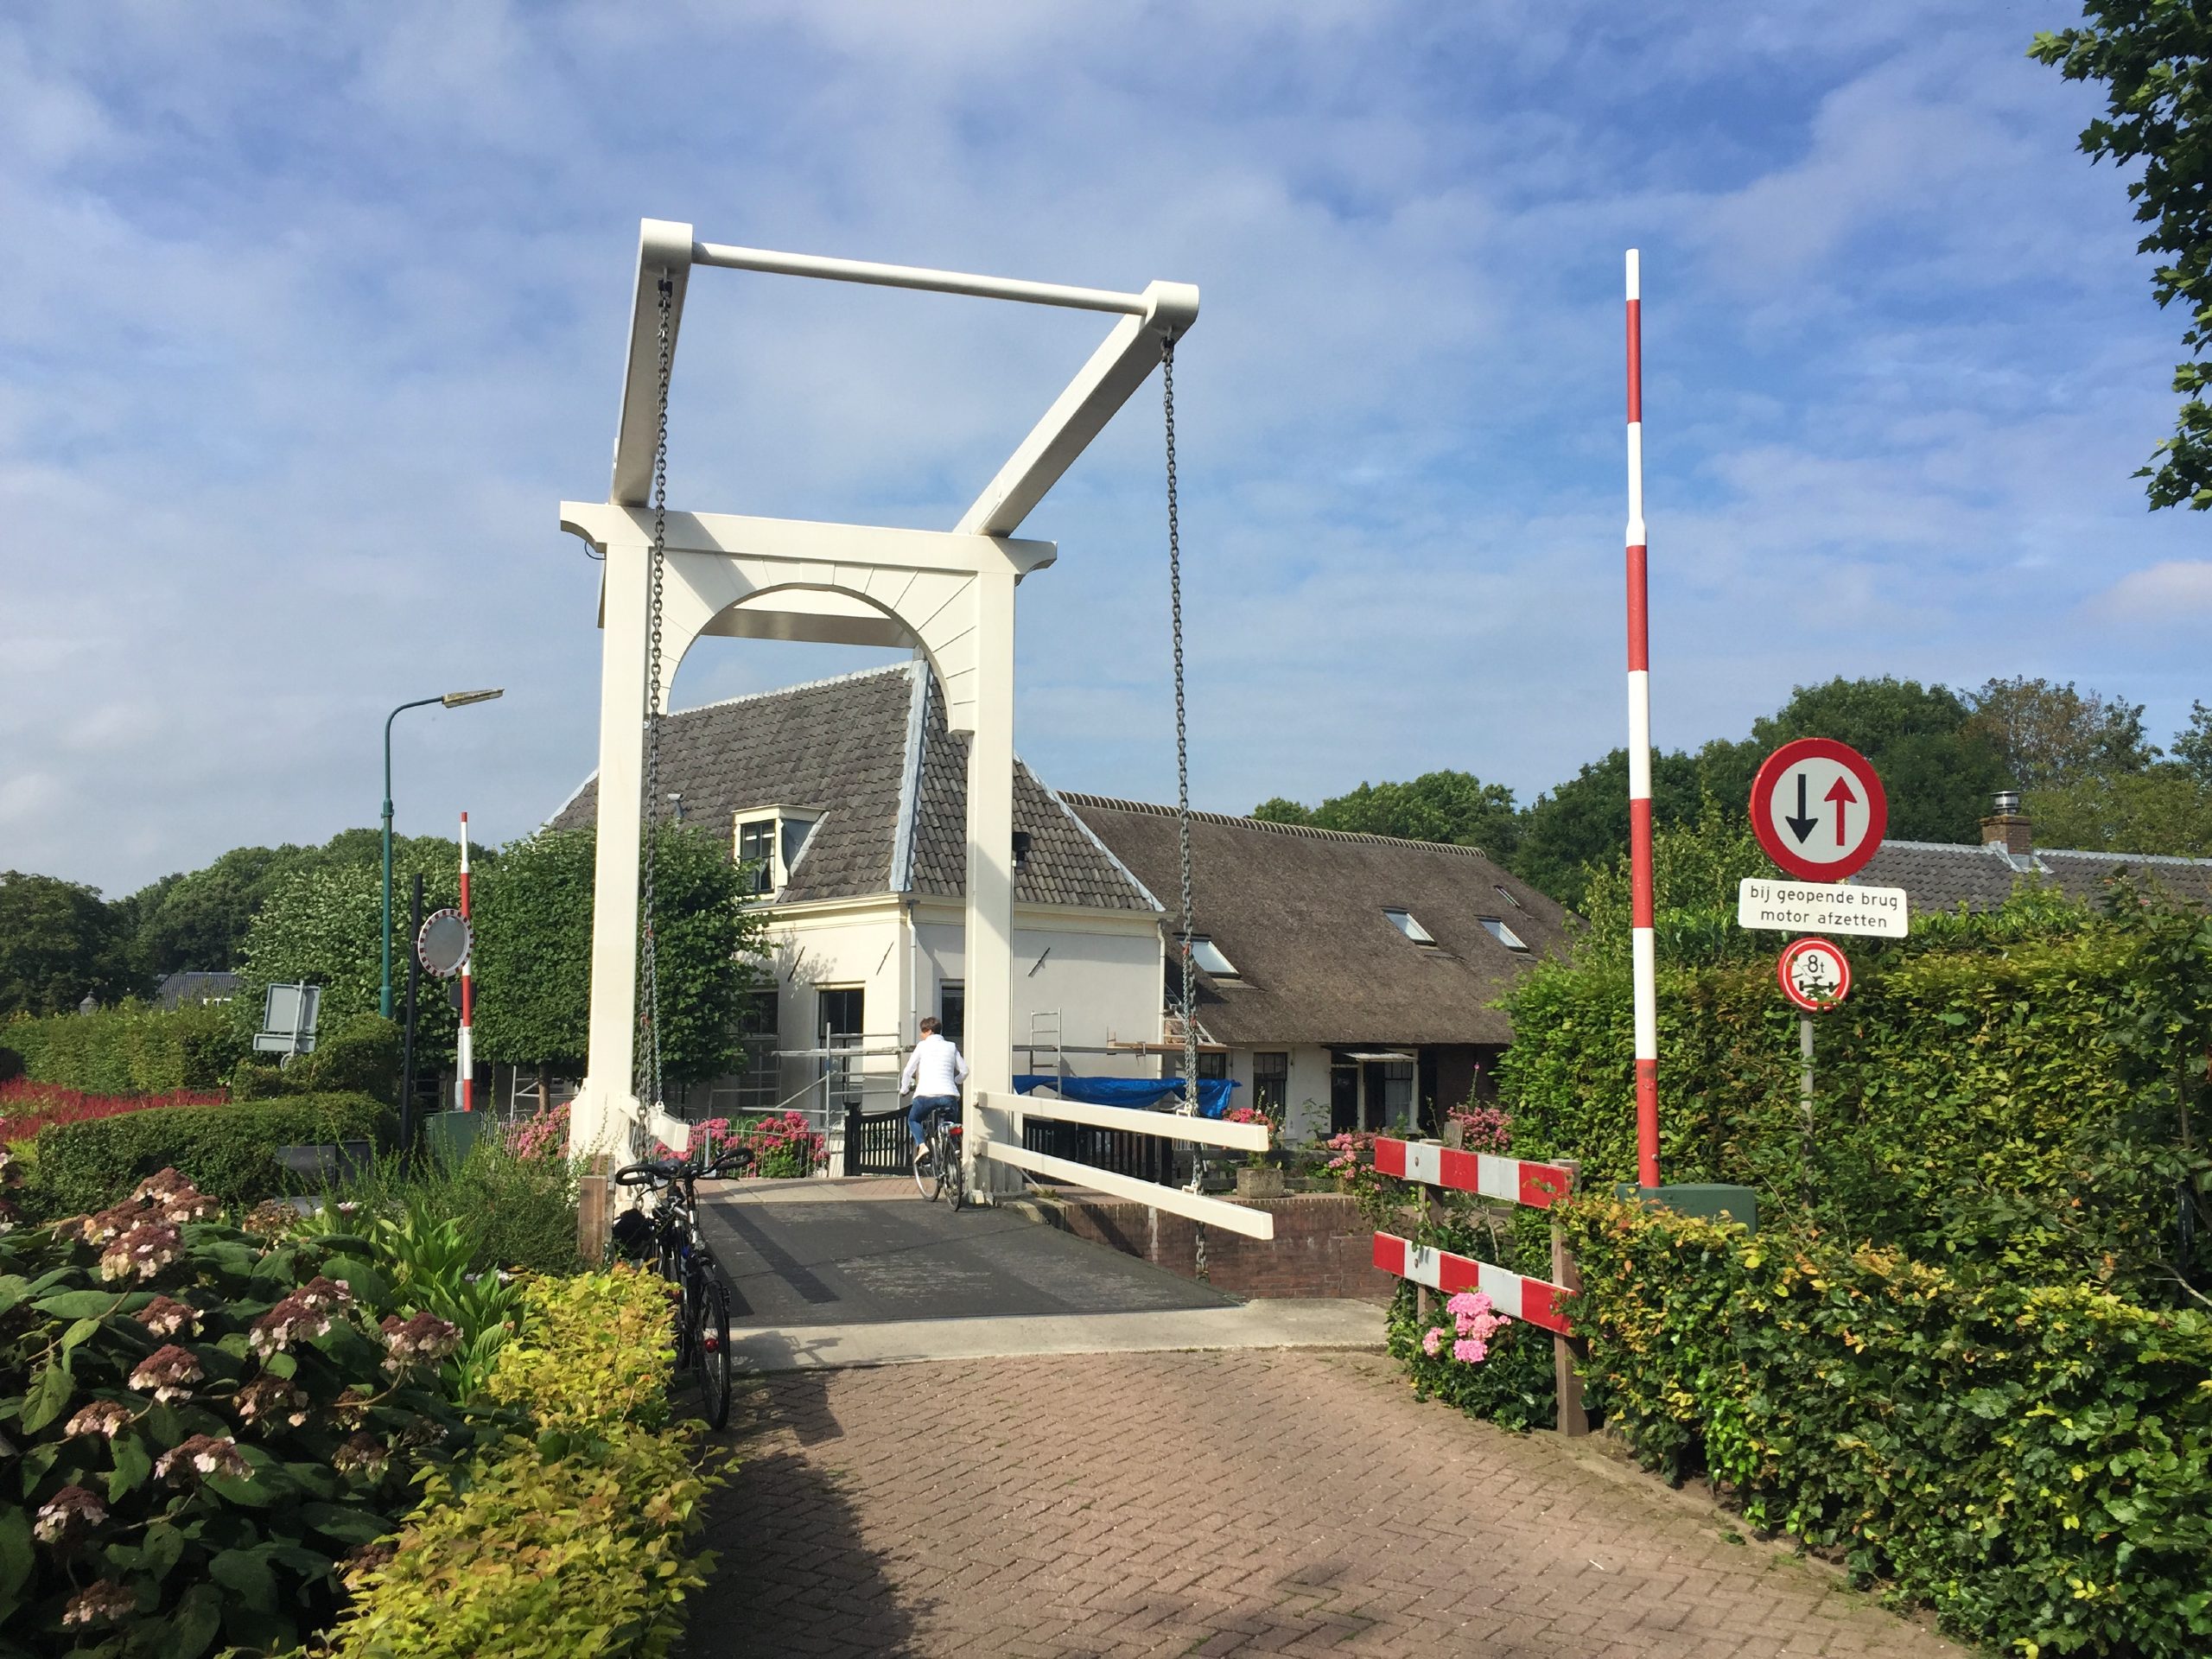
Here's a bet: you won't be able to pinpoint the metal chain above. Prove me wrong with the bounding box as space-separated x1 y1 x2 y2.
638 270 672 1116
1165 340 1207 1280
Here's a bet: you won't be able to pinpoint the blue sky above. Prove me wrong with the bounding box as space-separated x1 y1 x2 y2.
4 2 2208 896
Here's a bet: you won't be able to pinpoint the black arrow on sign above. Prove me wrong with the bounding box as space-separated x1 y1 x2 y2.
1784 772 1819 843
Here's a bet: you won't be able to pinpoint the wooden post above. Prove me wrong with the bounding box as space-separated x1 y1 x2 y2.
1552 1158 1589 1437
576 1153 613 1263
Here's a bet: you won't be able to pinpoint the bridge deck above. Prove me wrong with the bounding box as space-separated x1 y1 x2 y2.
697 1177 1236 1327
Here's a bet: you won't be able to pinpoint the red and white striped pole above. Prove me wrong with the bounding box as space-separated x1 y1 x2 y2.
457 810 475 1114
1625 250 1660 1191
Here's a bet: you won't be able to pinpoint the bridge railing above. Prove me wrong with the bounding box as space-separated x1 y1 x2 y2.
970 1090 1277 1240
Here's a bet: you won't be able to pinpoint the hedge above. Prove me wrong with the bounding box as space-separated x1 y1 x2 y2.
1561 1198 2212 1657
30 1095 393 1219
321 1268 724 1657
3 1001 249 1095
1497 893 2212 1296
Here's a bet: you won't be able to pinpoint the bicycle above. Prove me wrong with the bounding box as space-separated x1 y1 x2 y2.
611 1149 745 1428
910 1098 966 1209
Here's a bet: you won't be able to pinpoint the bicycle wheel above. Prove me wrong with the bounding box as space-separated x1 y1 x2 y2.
691 1269 733 1429
911 1122 936 1199
937 1121 964 1211
670 1243 697 1368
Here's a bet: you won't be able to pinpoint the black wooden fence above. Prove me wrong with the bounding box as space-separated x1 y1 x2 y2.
1020 1116 1185 1185
842 1105 912 1176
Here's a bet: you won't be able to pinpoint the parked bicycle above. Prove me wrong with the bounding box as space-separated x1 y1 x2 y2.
611 1148 747 1427
911 1100 966 1210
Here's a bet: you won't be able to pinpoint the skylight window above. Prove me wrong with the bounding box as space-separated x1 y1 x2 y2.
1478 916 1530 952
1382 908 1437 945
1494 884 1523 911
1182 935 1238 977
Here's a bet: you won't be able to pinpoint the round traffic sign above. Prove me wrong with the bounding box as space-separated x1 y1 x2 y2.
416 909 472 979
1749 738 1888 882
1777 937 1851 1011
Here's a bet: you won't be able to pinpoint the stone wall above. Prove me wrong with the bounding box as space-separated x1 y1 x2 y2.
1027 1191 1394 1302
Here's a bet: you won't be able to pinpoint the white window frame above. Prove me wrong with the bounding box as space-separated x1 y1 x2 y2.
1478 915 1530 952
1181 933 1238 977
732 804 823 896
1382 907 1437 945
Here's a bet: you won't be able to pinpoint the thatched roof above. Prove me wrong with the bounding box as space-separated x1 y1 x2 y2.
1065 796 1573 1046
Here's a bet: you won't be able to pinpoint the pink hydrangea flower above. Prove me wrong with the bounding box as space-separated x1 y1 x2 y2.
33 1484 105 1545
1420 1326 1444 1357
99 1220 182 1282
137 1295 202 1338
61 1580 136 1627
63 1401 132 1440
155 1434 249 1485
128 1344 203 1404
1452 1337 1490 1363
378 1311 462 1376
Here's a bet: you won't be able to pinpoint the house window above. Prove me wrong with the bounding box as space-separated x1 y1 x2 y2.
1380 1060 1414 1129
1181 935 1238 976
1382 908 1437 945
1253 1052 1288 1116
727 987 780 1116
734 805 820 895
938 983 965 1051
817 987 864 1116
1493 884 1523 910
1168 1050 1230 1081
1478 916 1530 952
736 818 775 894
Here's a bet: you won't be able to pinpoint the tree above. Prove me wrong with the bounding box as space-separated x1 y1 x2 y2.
0 872 146 1016
1962 676 2156 789
1511 747 1707 912
2032 9 2212 508
2171 699 2212 785
1251 770 1520 859
1574 795 1780 955
2025 764 2212 855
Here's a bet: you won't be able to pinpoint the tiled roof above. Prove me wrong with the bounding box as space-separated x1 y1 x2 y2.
1065 794 1573 1047
1857 838 2212 913
546 663 1155 912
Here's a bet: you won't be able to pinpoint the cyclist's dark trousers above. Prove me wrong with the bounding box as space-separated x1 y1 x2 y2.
909 1095 958 1146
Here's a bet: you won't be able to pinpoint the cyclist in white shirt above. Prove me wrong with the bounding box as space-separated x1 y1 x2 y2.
899 1015 969 1162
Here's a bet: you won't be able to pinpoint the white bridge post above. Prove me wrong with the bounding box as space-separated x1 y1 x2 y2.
963 563 1020 1198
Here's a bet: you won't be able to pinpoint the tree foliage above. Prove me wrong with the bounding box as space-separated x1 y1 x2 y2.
1508 747 1707 912
2033 6 2212 508
0 872 146 1017
1251 769 1520 859
1963 674 2157 789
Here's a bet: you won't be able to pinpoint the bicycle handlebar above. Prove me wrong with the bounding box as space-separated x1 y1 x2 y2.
611 1152 749 1188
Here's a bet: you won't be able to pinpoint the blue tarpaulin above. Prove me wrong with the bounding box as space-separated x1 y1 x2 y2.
1014 1075 1240 1117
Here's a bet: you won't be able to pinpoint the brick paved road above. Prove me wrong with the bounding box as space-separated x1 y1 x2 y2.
683 1349 1962 1658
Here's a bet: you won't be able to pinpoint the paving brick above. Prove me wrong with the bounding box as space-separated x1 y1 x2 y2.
680 1350 1961 1658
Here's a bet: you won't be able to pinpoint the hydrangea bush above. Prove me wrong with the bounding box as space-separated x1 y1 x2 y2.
0 1169 488 1655
1384 1282 1557 1434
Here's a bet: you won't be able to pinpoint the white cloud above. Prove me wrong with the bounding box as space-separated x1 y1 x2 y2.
2089 561 2212 628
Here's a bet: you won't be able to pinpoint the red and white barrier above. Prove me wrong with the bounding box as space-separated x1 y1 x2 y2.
1372 1233 1573 1335
1624 249 1660 1190
1371 1137 1573 1209
458 810 475 1114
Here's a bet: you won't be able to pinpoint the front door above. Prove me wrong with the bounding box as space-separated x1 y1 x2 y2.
817 987 865 1117
1330 1055 1359 1135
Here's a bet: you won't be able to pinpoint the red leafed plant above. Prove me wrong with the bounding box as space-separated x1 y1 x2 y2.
0 1080 228 1145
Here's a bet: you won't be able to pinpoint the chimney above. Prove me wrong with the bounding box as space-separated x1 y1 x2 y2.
1980 789 2031 855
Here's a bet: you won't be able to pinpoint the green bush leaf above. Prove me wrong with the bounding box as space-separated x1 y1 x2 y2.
207 1546 277 1612
0 1506 31 1601
34 1290 131 1319
143 1520 183 1580
168 1580 225 1657
19 1358 72 1434
295 1503 391 1546
108 1432 151 1502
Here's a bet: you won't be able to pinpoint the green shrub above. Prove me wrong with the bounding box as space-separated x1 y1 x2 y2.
1561 1197 2212 1657
319 1135 582 1278
1497 892 2212 1296
0 1168 491 1654
1383 1281 1557 1433
322 1268 723 1658
4 1001 250 1095
29 1095 393 1218
232 1014 400 1106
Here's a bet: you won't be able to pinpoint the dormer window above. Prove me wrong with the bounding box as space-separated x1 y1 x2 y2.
1383 908 1438 946
734 805 821 896
1181 935 1238 977
1478 916 1530 952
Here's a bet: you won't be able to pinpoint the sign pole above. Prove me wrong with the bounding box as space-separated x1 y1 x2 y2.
458 811 475 1114
1799 1014 1815 1138
1624 249 1660 1190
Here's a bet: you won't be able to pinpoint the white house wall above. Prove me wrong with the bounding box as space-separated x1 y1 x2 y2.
912 906 1161 1078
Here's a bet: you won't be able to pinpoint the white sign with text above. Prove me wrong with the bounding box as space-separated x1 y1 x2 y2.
1737 878 1909 938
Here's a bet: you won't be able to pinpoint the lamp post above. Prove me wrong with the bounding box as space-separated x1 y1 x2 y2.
381 689 503 1019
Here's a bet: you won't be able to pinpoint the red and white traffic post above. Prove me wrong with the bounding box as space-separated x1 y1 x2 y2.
458 810 475 1114
1624 249 1660 1190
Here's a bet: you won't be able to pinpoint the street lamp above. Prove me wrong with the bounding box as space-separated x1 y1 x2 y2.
381 689 504 1019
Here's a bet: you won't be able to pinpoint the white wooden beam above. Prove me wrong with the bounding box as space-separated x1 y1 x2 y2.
977 1141 1276 1240
562 503 1057 578
610 219 696 508
955 280 1199 538
1011 1094 1270 1154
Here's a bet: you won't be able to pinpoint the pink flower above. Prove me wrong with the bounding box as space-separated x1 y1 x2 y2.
235 1375 310 1429
332 1432 391 1480
1452 1337 1489 1363
137 1295 202 1338
99 1220 181 1281
155 1434 249 1485
33 1484 105 1544
128 1344 203 1404
132 1168 219 1223
1420 1326 1444 1357
63 1401 132 1440
61 1580 136 1627
378 1311 462 1375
